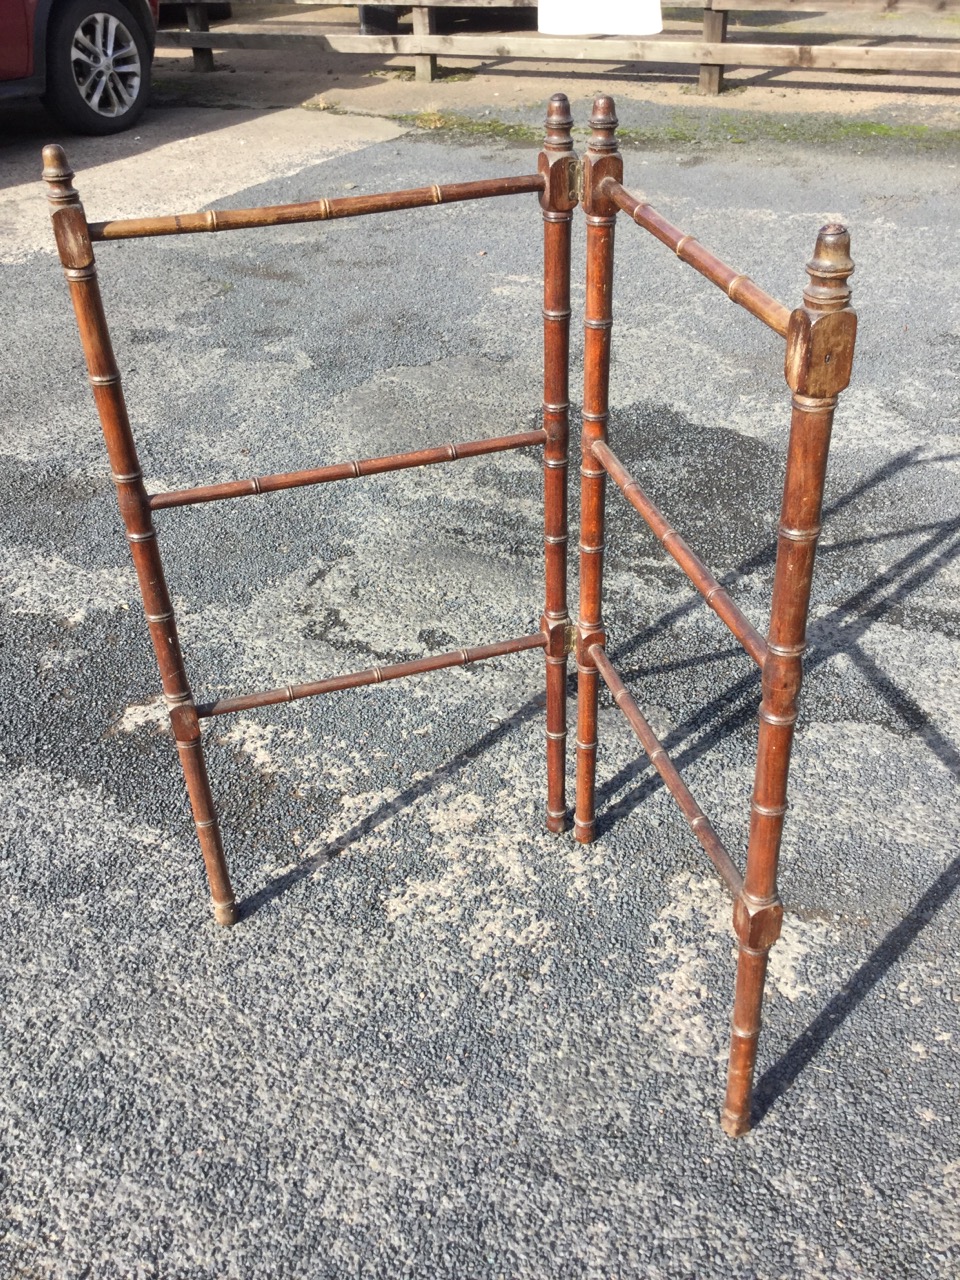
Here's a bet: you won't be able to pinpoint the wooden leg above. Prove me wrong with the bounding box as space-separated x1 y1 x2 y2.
411 6 436 83
699 7 728 96
574 96 622 845
175 703 238 925
42 147 238 927
722 225 856 1135
185 5 215 74
539 94 576 834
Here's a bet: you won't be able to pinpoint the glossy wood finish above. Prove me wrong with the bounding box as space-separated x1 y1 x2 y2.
150 430 546 511
590 439 768 668
48 96 857 1136
42 145 238 927
602 178 792 338
539 93 577 835
88 174 546 241
198 634 547 719
721 225 857 1137
574 95 621 847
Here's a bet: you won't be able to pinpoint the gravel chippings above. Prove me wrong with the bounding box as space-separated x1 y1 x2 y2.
1 115 959 1278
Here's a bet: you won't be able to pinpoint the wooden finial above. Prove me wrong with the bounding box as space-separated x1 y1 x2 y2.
803 223 854 313
544 92 574 153
41 144 79 205
588 94 619 153
785 222 857 398
539 93 579 212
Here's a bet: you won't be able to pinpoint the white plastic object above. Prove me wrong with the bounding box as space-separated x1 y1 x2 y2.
538 0 663 35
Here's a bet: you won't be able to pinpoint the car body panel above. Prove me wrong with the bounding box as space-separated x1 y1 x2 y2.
0 1 31 78
1 0 159 92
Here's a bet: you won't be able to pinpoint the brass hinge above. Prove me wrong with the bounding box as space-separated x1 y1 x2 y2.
568 158 583 205
564 624 576 656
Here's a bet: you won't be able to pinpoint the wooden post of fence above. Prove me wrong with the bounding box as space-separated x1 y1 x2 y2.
699 1 728 94
185 4 215 73
411 6 437 82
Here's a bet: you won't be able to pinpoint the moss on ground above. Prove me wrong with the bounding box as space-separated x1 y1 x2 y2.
395 110 541 144
397 106 960 155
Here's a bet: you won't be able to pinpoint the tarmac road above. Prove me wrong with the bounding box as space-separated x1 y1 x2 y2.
1 81 959 1278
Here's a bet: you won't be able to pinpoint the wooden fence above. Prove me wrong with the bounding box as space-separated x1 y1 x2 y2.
156 0 960 92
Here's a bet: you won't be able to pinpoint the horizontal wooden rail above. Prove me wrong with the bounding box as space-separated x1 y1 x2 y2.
591 440 768 668
600 179 792 338
155 29 960 78
704 0 958 8
181 0 960 10
160 0 960 90
89 174 546 242
197 632 548 718
150 429 547 511
590 645 744 898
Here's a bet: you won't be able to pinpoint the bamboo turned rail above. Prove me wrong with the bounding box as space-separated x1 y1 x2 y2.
197 634 547 718
88 174 546 241
590 645 743 898
150 430 547 511
601 178 792 337
46 91 858 1141
590 439 768 668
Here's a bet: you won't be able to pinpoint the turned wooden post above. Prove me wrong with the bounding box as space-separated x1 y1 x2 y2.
574 95 622 844
42 145 238 927
722 225 857 1136
538 93 577 834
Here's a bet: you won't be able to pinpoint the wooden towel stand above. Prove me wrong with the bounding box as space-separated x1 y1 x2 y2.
44 93 856 1136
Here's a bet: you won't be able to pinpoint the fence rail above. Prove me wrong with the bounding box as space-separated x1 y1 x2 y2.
156 0 960 91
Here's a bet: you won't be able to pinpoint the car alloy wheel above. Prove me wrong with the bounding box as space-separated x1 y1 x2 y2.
69 11 143 118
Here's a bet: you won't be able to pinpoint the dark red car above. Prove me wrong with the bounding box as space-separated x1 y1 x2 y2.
0 0 159 133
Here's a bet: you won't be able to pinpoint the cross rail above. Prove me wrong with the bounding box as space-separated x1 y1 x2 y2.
600 178 792 338
197 633 548 718
590 645 744 898
590 439 768 668
150 429 547 511
87 174 546 242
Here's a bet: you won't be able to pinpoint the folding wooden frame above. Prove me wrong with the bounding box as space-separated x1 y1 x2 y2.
572 96 857 1136
45 93 855 1136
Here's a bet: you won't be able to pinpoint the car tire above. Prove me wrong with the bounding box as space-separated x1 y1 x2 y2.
45 0 151 136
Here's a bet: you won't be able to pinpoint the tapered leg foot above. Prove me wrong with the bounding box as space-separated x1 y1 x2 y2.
720 1106 752 1138
213 899 239 927
722 939 771 1136
546 808 569 835
573 817 596 844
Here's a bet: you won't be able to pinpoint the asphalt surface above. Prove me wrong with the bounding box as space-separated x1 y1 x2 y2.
1 98 959 1277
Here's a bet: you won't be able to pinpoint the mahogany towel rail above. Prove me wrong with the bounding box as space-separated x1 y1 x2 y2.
45 94 856 1137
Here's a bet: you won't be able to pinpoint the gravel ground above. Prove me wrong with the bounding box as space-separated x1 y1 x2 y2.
1 91 959 1277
